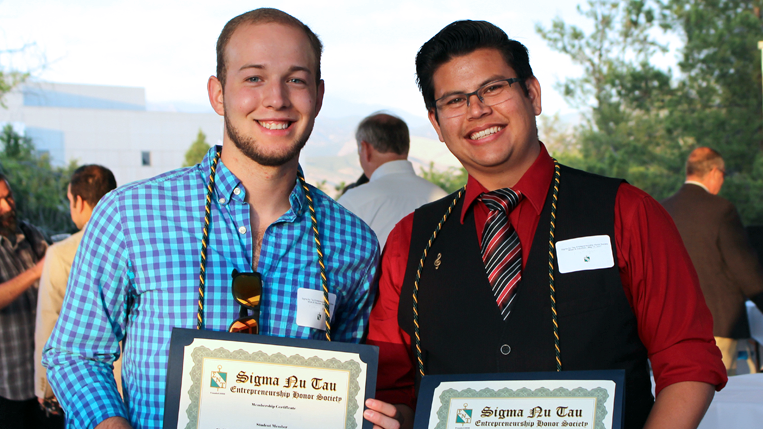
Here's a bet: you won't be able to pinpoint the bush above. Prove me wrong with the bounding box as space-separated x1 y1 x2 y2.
0 124 77 237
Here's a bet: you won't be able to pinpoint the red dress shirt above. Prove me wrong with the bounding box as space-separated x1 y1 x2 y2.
367 144 727 409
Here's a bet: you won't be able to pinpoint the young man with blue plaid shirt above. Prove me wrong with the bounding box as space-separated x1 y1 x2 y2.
43 8 379 429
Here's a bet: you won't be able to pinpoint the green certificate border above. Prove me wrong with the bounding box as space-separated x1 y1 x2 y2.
414 370 624 429
435 386 610 429
184 345 363 429
163 328 378 429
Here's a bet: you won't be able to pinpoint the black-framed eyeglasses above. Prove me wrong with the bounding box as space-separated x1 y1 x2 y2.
228 269 262 334
434 78 522 119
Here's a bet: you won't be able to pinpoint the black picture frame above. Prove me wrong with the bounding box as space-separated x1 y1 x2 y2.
414 369 625 429
163 328 378 429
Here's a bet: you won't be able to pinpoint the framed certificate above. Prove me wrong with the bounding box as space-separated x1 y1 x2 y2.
163 328 378 429
414 370 625 429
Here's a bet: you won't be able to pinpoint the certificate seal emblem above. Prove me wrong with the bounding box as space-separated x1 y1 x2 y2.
210 365 227 390
456 403 472 424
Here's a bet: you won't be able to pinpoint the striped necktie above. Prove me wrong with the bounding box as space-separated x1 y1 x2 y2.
480 188 522 320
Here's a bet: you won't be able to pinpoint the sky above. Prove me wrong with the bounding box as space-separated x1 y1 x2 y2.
0 0 603 121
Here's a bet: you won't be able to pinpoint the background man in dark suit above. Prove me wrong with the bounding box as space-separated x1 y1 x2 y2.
662 147 763 374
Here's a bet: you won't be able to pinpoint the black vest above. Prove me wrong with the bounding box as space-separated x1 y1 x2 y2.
399 166 653 429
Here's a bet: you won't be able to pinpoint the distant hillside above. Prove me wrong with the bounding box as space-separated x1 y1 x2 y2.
301 133 460 199
148 94 461 198
300 95 457 198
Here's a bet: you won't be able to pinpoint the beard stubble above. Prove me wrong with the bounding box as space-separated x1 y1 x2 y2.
224 116 310 167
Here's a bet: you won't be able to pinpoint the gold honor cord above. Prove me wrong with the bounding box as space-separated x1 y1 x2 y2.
548 160 561 371
196 149 330 340
197 148 222 330
413 160 562 377
413 187 465 377
297 170 332 341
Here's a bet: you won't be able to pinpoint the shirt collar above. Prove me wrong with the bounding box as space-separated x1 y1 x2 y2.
684 180 710 193
200 145 307 219
286 169 307 221
369 160 414 182
460 143 554 223
0 227 24 248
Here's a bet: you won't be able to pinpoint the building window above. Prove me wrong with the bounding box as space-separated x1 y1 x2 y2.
141 151 151 166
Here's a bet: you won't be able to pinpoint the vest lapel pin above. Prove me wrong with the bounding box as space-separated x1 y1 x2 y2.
434 253 442 270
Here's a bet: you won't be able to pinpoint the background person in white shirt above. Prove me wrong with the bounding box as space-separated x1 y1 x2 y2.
339 113 447 248
34 165 118 417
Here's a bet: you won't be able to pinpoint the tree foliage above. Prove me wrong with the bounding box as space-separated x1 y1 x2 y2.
537 0 683 199
182 129 211 167
0 124 78 237
662 0 763 223
0 43 44 106
537 0 668 114
537 0 763 224
0 70 27 107
314 179 329 194
419 162 468 193
538 112 579 160
0 42 71 235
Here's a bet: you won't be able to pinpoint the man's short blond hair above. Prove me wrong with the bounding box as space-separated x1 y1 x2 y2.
215 8 323 89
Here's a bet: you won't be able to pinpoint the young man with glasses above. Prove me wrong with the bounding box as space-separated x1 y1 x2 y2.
363 20 726 429
43 9 379 429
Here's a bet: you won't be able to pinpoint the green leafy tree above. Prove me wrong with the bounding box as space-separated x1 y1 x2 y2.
538 112 579 161
182 129 211 167
314 179 328 194
0 43 44 106
333 181 347 199
0 123 35 157
539 0 763 224
661 0 763 224
537 0 688 200
0 70 27 107
536 0 669 115
419 162 468 193
0 124 77 237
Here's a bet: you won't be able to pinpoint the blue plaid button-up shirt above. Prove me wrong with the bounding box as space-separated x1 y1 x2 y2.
43 146 379 429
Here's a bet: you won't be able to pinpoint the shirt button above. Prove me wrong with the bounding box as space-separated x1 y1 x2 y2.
238 226 247 234
233 187 241 195
500 344 511 356
218 197 226 204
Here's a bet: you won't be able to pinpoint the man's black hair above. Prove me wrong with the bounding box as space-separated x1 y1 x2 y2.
69 165 117 208
415 20 534 113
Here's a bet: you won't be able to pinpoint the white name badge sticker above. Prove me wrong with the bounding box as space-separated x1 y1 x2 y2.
556 235 615 274
296 288 336 330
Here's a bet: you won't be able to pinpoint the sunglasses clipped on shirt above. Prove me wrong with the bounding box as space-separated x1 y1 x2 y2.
228 269 262 334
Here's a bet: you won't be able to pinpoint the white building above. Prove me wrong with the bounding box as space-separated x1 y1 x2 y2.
0 81 223 186
0 81 461 197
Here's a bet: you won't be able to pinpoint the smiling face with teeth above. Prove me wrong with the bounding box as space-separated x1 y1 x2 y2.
427 48 542 190
208 22 324 168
